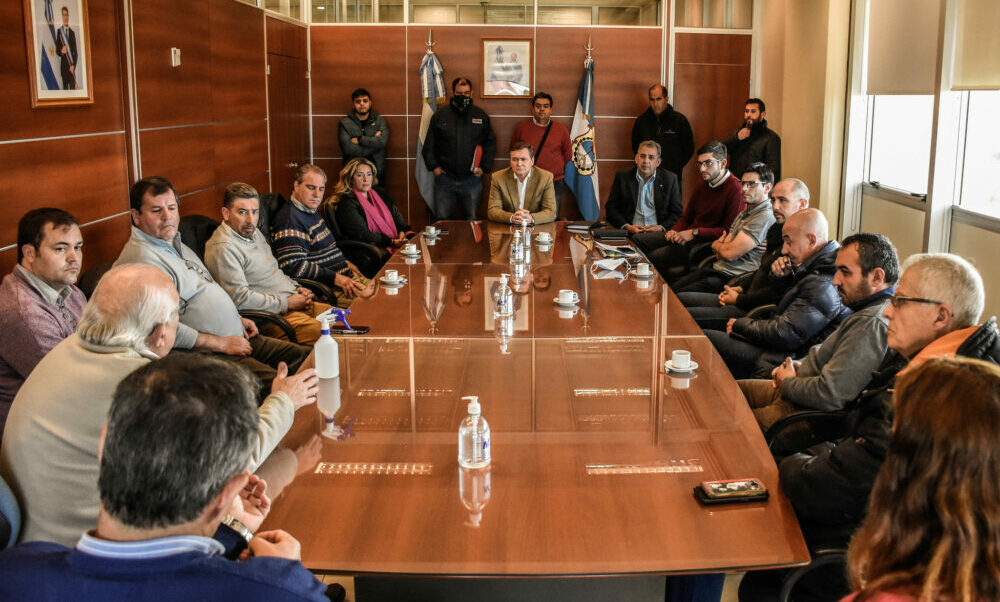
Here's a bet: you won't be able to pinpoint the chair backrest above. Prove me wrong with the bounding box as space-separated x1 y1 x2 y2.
320 195 346 241
78 260 114 299
0 474 21 549
177 215 221 261
258 193 288 239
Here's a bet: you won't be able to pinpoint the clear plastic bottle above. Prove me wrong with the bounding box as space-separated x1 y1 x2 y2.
314 315 339 379
459 465 492 527
510 230 525 263
458 395 491 469
493 274 514 317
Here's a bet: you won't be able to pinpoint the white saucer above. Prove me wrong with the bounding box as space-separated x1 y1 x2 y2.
630 268 655 279
380 276 408 286
553 296 579 307
399 250 421 258
535 238 554 246
664 359 699 373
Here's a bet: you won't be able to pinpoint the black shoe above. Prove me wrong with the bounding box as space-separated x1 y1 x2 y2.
325 582 347 602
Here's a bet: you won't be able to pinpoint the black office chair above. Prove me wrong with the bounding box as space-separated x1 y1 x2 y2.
662 240 714 281
177 214 300 343
78 261 114 299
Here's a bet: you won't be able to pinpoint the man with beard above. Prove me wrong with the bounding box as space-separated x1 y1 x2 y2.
737 233 900 430
422 77 497 220
724 98 781 180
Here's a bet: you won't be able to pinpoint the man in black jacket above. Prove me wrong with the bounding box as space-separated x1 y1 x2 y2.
705 209 848 379
739 253 997 602
605 140 682 237
422 77 497 221
678 178 809 330
631 85 694 187
724 98 781 181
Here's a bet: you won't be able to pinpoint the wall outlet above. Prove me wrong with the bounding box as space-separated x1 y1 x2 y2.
170 47 181 68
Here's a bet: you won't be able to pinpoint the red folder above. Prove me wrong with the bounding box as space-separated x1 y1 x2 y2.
471 145 483 172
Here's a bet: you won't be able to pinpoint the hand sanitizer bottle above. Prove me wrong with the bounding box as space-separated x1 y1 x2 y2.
314 314 339 379
458 395 491 469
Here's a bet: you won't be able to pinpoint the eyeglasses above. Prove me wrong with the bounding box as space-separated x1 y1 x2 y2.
741 181 763 189
888 294 941 308
183 259 212 282
697 159 720 168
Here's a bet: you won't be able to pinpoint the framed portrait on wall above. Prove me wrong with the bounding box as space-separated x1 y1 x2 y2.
481 38 532 99
23 0 94 107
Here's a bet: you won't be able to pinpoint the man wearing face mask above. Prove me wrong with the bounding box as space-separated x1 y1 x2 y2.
422 77 497 221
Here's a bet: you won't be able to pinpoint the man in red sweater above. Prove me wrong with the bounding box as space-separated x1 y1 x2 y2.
635 140 744 280
510 92 572 219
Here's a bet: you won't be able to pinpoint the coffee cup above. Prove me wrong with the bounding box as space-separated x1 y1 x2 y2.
671 349 691 370
558 307 577 319
636 278 652 290
403 242 417 254
670 376 691 390
557 289 578 305
636 262 651 276
536 232 552 244
384 269 399 283
425 225 438 236
385 285 399 296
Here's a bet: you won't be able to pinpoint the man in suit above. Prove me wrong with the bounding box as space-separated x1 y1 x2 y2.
55 6 78 89
605 140 683 244
486 141 557 225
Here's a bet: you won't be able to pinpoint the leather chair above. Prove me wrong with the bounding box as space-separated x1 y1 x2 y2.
78 261 114 299
178 214 301 343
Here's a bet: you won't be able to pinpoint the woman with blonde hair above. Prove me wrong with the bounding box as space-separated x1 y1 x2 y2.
844 356 1000 602
332 157 413 251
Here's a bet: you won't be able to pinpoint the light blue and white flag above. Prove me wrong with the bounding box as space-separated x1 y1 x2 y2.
564 57 600 221
416 50 446 211
41 0 60 90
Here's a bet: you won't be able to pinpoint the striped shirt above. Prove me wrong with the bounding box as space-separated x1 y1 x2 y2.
76 532 225 559
271 200 348 285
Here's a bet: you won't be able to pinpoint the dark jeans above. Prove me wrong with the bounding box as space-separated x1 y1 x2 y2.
705 329 784 380
645 241 697 281
677 292 747 331
631 230 670 256
672 267 728 294
434 173 482 220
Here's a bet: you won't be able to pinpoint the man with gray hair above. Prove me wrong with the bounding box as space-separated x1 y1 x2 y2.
742 252 1000 601
605 139 682 236
0 353 338 601
0 264 317 547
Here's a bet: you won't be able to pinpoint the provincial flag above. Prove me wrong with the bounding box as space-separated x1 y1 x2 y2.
564 57 600 221
416 50 446 212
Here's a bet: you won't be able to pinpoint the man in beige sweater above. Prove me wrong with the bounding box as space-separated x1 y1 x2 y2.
0 264 317 546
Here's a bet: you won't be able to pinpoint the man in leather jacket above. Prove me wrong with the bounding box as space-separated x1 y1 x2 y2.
724 98 781 181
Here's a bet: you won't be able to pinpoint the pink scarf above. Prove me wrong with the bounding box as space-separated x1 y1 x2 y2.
356 189 397 248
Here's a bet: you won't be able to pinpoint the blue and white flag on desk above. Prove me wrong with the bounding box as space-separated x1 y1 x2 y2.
564 58 600 222
416 50 446 212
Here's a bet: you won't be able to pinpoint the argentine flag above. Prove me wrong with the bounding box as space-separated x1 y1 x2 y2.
416 50 446 212
564 58 599 221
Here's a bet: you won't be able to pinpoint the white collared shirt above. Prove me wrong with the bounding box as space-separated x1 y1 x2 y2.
516 170 531 210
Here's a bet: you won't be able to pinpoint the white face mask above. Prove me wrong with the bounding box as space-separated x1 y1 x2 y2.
590 259 627 280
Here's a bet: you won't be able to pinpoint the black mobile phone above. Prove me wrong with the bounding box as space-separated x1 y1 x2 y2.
331 326 370 335
693 478 769 505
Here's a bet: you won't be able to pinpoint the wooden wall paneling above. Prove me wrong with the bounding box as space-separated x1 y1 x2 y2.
0 0 125 141
139 125 214 195
0 250 17 278
178 186 222 219
131 0 211 128
0 133 129 246
267 53 309 197
266 16 308 59
213 120 269 184
310 26 407 116
78 214 132 271
210 0 266 122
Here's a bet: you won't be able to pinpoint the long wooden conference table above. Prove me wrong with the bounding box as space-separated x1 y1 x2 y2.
262 221 809 600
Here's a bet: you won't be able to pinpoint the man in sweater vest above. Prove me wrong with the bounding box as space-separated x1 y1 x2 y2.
0 353 340 602
0 208 86 436
205 182 333 345
271 164 372 308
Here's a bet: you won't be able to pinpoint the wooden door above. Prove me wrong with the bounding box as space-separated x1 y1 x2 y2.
267 53 309 198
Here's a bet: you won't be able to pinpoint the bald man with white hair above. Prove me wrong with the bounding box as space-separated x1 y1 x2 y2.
705 208 849 380
0 264 317 547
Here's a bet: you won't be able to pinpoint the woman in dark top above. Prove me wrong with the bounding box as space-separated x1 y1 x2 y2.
331 157 413 251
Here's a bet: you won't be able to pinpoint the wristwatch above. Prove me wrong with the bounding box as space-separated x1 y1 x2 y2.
692 228 700 238
221 515 253 544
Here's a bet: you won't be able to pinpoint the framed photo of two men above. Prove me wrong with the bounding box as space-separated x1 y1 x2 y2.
481 38 533 99
23 0 94 107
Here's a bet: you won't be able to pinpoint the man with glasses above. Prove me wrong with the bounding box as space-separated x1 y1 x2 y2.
422 77 497 220
631 84 694 186
670 162 776 294
740 253 999 602
639 141 744 279
115 177 310 387
704 209 847 380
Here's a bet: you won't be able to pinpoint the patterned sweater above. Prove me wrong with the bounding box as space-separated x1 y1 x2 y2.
271 201 347 286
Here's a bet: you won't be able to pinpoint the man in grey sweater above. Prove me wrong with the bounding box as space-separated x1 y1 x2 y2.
115 177 310 386
738 233 900 430
205 183 332 345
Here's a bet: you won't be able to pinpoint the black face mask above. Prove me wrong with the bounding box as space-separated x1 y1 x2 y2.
450 95 473 113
